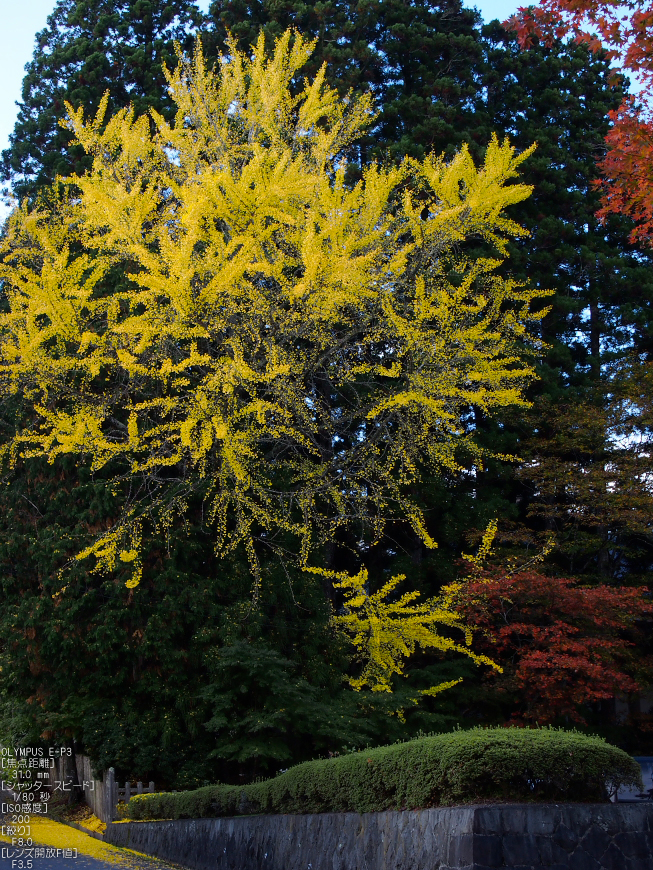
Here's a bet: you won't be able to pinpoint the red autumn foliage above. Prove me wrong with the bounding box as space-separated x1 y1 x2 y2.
509 1 653 76
597 98 653 245
456 568 651 724
508 0 653 244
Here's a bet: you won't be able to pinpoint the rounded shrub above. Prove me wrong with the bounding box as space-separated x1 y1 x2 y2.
127 727 643 819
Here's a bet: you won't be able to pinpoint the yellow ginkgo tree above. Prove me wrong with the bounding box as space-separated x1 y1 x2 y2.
0 30 547 691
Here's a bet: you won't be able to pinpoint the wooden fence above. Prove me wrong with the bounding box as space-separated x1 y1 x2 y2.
106 767 155 819
52 754 156 823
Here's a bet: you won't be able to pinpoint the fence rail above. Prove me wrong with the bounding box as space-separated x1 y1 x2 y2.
104 767 157 821
52 754 156 823
111 770 155 807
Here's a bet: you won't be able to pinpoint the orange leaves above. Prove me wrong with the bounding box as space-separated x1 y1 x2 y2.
456 567 651 724
508 7 569 50
509 0 653 244
597 98 653 245
508 0 644 70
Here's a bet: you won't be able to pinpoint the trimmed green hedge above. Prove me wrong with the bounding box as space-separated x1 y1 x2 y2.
126 727 642 819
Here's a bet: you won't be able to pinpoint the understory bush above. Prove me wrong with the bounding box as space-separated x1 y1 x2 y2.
126 727 642 819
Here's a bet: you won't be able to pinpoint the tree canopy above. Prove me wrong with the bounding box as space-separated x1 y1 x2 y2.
206 0 485 162
511 0 653 247
0 30 545 691
1 0 203 201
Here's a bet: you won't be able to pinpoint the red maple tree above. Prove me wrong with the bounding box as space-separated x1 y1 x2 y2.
456 567 651 724
509 1 653 244
597 100 653 244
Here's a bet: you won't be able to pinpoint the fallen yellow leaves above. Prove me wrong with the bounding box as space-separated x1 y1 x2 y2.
0 815 174 868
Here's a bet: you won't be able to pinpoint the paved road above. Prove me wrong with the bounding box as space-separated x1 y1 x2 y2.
0 783 181 870
0 816 181 870
0 851 167 870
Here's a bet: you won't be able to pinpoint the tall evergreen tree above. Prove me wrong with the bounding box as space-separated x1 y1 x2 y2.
477 27 653 584
206 0 484 161
353 31 653 738
361 29 653 583
481 24 653 386
1 0 203 200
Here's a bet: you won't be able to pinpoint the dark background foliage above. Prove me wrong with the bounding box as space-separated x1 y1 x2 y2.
1 0 651 787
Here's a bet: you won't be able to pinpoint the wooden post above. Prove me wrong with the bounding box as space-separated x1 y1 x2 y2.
136 781 143 795
148 781 154 793
106 768 116 823
124 782 131 803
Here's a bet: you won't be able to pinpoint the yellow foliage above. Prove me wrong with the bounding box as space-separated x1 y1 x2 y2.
439 518 557 616
306 565 500 693
0 30 548 690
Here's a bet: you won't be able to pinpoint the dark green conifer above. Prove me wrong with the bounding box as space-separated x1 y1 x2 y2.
477 27 653 583
481 23 653 385
206 0 485 160
366 27 653 641
1 0 203 200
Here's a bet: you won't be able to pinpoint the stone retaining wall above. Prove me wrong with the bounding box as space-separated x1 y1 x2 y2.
104 802 653 870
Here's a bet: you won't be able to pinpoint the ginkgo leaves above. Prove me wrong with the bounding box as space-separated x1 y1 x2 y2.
308 565 500 694
0 29 546 690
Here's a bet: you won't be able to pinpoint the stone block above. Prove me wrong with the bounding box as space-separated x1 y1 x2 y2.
614 830 651 859
499 806 529 834
472 834 502 867
535 832 572 865
502 833 540 866
553 823 579 852
447 833 473 866
567 849 602 870
524 806 559 836
580 826 612 860
473 807 505 836
597 842 628 870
